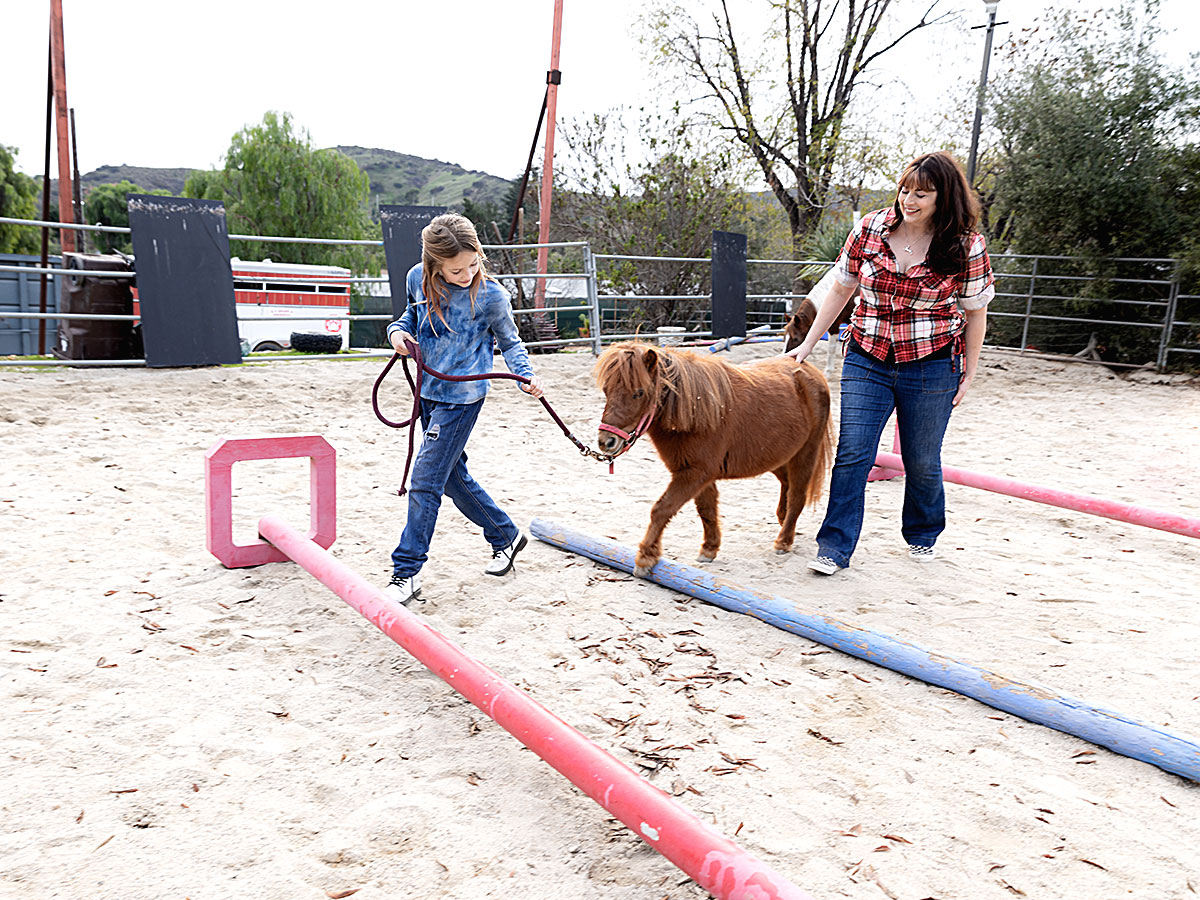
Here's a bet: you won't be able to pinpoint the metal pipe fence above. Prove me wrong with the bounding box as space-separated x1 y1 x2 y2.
0 263 133 278
586 249 1196 369
983 254 1188 369
2 214 1195 370
0 217 600 362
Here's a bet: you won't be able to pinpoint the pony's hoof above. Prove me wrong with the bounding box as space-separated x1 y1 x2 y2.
634 550 658 576
696 553 717 564
775 547 792 555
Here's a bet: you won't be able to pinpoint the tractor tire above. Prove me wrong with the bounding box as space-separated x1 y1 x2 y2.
290 332 343 354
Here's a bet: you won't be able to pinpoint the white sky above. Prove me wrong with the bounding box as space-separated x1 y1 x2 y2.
4 0 1194 184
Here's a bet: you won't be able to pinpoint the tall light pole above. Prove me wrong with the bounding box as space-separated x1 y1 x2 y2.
966 0 1001 186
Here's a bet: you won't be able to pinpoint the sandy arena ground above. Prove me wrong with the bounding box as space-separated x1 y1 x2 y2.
1 341 1198 900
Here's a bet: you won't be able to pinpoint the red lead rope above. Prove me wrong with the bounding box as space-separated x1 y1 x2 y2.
371 340 625 495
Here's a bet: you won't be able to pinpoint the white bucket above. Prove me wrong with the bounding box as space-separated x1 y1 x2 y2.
656 326 687 347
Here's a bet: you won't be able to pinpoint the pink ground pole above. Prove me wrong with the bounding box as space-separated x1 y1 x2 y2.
256 514 815 900
866 423 902 483
874 450 1200 540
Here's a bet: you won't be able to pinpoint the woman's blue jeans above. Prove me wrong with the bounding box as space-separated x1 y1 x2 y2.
391 397 518 578
815 348 960 568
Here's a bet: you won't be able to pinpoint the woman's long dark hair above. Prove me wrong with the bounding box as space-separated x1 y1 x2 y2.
888 151 980 277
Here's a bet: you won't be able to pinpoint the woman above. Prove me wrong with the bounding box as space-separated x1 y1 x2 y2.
785 151 994 574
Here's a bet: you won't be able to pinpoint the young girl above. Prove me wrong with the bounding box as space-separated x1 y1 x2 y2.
384 213 545 605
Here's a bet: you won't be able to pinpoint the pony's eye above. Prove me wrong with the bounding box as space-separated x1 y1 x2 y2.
632 389 644 399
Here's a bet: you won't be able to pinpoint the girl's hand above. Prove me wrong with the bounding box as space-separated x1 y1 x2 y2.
521 374 545 399
389 330 416 356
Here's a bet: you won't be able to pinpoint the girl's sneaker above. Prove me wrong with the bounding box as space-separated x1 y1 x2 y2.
807 556 841 575
908 544 936 562
384 572 422 605
486 531 528 576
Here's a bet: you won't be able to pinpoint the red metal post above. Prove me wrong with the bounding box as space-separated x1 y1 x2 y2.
255 513 815 900
38 41 54 355
49 0 75 253
874 450 1200 540
533 0 564 309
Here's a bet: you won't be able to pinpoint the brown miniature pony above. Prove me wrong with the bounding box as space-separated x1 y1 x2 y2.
594 341 832 576
784 288 855 352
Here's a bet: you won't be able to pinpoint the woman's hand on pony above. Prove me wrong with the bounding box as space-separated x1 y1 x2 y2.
782 341 814 365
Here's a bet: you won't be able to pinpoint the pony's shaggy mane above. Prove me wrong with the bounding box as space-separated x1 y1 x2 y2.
594 342 736 433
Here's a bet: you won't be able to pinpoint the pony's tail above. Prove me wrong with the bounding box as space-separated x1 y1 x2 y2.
802 372 834 509
805 413 834 508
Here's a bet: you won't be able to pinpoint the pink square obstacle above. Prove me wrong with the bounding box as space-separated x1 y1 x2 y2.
205 435 336 568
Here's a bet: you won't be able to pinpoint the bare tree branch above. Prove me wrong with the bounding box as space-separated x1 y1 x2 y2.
647 0 952 254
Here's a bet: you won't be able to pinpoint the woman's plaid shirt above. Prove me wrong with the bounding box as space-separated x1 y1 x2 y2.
834 208 994 362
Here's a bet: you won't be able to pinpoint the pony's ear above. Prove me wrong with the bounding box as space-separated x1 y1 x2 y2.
790 313 803 328
642 347 658 373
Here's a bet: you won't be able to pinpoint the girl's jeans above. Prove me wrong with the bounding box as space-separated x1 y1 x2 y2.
815 348 959 568
391 397 519 578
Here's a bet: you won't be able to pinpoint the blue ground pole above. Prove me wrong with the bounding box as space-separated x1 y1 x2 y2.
531 518 1199 784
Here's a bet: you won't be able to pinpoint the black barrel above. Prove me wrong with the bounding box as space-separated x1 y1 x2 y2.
54 253 140 360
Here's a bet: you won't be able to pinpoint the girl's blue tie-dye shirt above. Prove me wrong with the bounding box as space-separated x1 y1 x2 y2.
386 263 534 404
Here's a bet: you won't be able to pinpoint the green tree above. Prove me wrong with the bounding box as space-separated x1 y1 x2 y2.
983 1 1200 366
461 195 500 245
184 111 378 272
462 177 532 250
987 2 1199 259
1177 145 1200 287
83 180 170 254
1 145 41 254
184 112 386 346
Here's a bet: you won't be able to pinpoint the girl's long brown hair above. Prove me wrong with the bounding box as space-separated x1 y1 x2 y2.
888 151 980 277
420 213 492 329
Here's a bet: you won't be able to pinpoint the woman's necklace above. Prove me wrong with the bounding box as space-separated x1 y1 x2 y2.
897 224 925 255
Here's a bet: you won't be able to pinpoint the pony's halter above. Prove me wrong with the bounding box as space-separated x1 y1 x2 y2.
598 410 653 445
598 408 654 474
597 374 662 475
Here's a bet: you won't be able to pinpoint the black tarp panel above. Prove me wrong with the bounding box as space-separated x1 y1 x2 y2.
380 205 446 319
128 195 240 367
711 230 748 339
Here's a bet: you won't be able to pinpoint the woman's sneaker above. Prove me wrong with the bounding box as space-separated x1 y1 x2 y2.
908 544 936 562
807 556 840 575
486 531 528 576
383 572 422 605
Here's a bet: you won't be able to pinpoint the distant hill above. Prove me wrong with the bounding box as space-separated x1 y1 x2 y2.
334 146 514 212
78 164 195 196
42 165 196 210
46 150 514 218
